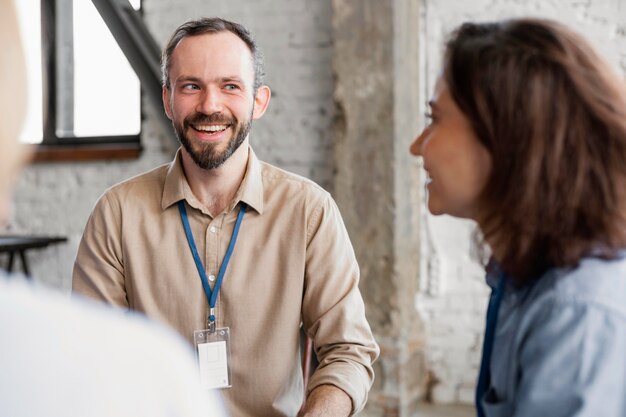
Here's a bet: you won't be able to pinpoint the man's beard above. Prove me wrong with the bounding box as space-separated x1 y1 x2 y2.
173 110 252 170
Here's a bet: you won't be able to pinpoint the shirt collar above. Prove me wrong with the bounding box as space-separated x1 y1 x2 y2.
232 146 264 215
161 146 264 215
485 257 505 290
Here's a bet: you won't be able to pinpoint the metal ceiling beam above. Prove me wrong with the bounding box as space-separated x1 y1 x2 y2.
91 0 172 136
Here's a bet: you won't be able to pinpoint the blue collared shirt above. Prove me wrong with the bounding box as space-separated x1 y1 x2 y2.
481 254 626 417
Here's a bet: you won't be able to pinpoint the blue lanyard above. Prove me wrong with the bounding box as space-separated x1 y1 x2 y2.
476 273 506 417
177 201 247 328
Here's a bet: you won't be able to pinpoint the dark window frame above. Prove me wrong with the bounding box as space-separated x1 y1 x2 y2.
35 0 144 162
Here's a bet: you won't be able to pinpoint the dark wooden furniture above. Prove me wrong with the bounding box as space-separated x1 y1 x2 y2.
0 235 67 276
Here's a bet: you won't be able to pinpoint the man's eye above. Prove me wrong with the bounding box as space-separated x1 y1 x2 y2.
224 84 239 91
182 84 199 91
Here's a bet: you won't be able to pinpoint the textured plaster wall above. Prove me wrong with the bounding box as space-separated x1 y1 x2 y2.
418 0 626 404
332 1 424 414
9 0 336 292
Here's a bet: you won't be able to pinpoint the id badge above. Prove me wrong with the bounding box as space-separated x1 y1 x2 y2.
194 327 232 389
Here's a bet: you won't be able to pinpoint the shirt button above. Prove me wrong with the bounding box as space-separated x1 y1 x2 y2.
208 275 216 282
210 226 217 234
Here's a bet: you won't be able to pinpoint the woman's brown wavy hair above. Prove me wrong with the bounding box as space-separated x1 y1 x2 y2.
444 18 626 285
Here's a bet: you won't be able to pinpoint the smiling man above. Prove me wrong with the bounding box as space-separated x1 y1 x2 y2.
72 17 378 417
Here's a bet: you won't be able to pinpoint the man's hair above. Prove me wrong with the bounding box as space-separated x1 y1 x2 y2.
444 18 626 284
161 17 265 92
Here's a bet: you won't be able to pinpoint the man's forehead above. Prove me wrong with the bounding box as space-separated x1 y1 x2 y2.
170 31 254 82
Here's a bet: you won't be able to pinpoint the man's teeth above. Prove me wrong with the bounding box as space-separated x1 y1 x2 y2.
195 125 228 132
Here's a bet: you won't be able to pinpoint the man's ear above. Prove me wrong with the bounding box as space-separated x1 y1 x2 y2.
162 86 173 120
252 85 271 120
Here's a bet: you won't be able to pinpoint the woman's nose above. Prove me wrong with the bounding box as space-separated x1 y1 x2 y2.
410 130 426 156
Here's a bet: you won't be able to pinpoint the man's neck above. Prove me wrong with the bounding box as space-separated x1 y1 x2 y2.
181 140 249 216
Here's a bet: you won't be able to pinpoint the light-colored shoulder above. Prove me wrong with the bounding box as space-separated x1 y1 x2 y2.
0 275 226 417
104 161 172 196
539 255 626 318
260 161 330 200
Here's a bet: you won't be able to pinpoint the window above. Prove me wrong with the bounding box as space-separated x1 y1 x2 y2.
15 0 143 160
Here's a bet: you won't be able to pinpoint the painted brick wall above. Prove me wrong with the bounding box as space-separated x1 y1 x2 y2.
418 0 626 404
9 0 336 291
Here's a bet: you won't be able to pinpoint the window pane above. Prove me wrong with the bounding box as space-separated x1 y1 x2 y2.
70 0 141 138
15 0 43 144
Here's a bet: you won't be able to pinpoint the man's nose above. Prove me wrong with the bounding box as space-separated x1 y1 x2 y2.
197 88 223 114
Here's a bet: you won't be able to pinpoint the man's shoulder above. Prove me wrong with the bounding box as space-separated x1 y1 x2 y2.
106 162 171 196
259 160 330 201
94 162 173 213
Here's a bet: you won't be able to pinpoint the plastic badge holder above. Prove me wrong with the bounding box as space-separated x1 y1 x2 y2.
194 327 232 389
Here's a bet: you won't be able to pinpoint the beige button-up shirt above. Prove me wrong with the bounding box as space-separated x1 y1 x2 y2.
72 148 379 417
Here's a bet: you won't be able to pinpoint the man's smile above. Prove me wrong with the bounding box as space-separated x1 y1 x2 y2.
192 124 230 133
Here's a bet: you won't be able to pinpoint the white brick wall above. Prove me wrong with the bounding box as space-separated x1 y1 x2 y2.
418 0 626 404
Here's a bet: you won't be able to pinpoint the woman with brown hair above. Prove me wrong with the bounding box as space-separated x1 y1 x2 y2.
411 18 626 417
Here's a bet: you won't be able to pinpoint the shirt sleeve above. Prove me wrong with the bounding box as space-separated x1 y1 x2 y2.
72 192 129 308
512 300 626 417
302 193 380 415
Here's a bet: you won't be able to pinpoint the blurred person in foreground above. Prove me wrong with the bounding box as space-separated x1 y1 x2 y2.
0 1 225 416
411 18 626 417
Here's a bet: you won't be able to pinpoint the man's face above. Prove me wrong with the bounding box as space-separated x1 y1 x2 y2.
163 31 257 170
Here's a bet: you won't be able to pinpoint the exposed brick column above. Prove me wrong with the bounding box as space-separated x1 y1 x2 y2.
331 0 426 415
